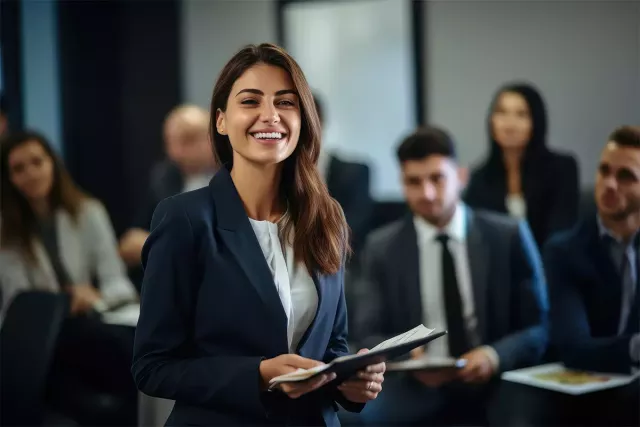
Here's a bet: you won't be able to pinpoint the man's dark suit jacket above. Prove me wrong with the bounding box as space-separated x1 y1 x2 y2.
354 208 549 373
132 160 184 231
325 155 373 255
132 167 362 426
544 217 639 374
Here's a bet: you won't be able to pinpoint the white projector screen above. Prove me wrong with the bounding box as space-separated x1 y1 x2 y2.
284 0 416 200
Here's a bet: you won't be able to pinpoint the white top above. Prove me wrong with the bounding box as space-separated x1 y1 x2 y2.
505 193 527 219
413 204 499 368
248 217 318 352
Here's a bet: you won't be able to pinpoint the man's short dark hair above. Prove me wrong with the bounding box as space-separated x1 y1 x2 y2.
609 126 640 148
312 92 324 125
396 126 457 163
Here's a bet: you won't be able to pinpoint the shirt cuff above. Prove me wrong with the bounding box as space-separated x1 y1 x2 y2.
479 345 500 372
630 333 640 364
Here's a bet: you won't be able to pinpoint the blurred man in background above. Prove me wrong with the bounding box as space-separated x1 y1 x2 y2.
119 105 215 268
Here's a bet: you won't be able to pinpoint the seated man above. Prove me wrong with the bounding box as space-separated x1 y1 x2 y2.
544 125 640 374
118 105 216 268
350 127 548 425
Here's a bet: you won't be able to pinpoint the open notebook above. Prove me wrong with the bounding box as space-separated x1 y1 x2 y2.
269 325 446 386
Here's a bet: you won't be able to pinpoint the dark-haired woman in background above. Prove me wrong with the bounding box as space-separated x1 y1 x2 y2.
0 131 139 424
464 82 580 247
132 43 383 426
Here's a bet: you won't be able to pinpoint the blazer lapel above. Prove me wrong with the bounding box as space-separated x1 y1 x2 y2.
209 168 289 338
296 270 325 353
466 210 489 341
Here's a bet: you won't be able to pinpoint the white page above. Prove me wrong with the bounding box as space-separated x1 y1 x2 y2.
370 325 434 351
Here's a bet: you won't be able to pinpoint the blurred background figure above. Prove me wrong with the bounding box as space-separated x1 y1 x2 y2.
118 105 215 271
0 131 139 425
313 94 373 257
464 83 580 248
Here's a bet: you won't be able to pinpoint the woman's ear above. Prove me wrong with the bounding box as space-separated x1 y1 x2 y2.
216 109 226 135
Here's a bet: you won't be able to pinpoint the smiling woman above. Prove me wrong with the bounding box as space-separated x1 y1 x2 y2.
132 43 385 426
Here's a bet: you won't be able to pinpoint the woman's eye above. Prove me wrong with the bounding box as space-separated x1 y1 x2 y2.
241 99 258 105
278 100 296 107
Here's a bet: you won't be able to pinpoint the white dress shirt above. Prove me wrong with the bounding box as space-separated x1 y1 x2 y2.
249 217 318 352
505 193 527 219
182 173 214 193
413 204 499 367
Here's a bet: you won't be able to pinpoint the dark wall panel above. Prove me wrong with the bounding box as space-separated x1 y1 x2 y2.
58 0 181 235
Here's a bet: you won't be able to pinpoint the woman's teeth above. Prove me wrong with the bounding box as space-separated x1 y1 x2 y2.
253 132 283 139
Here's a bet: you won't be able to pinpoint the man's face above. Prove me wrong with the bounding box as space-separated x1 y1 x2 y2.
401 155 466 225
164 119 213 174
595 142 640 221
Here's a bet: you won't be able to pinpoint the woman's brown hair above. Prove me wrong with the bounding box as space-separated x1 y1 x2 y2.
0 131 88 260
210 43 349 274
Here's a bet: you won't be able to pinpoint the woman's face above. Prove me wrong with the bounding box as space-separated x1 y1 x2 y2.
8 140 55 203
216 63 302 167
491 91 533 150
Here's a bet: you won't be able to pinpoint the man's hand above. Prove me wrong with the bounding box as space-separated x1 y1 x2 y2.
66 284 102 315
457 348 497 384
119 228 149 266
410 346 457 388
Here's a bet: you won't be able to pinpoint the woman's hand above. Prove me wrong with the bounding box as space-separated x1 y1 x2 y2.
337 349 385 403
259 354 336 399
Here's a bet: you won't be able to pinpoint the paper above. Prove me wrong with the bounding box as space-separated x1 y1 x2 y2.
269 324 435 385
386 356 466 372
502 363 640 395
370 325 434 351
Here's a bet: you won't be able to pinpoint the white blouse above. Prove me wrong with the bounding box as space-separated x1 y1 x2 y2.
248 217 318 352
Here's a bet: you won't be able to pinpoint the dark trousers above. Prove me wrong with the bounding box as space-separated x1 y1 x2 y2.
47 315 137 426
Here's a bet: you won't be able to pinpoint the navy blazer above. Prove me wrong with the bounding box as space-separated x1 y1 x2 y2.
544 217 639 374
132 168 362 426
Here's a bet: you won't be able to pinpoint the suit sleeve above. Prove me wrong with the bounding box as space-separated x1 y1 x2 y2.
322 263 365 413
131 198 267 417
341 165 373 252
351 238 392 351
490 220 550 371
544 240 634 374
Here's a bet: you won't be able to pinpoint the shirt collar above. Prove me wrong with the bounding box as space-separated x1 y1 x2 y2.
414 203 467 243
597 215 640 248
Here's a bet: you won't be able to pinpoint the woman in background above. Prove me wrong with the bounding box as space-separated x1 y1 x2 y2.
132 43 384 426
0 131 139 425
464 82 579 247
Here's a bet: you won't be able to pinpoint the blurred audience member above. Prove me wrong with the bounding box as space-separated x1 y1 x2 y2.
350 127 548 425
0 92 9 136
0 131 138 423
313 94 373 255
545 126 640 374
465 82 579 248
118 105 215 267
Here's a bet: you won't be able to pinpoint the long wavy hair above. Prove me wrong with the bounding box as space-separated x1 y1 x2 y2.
210 43 349 274
0 131 88 261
